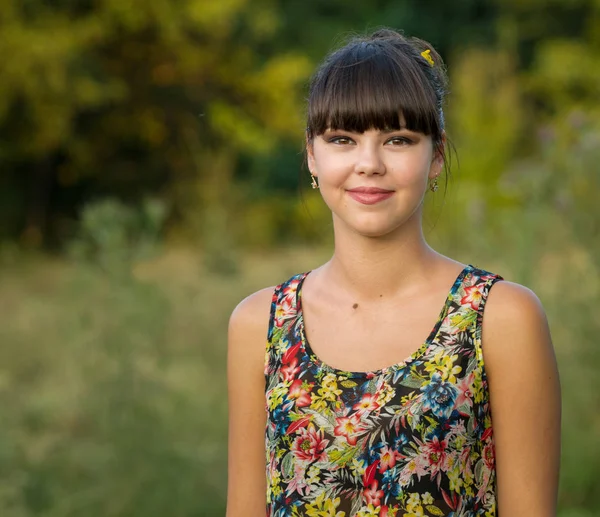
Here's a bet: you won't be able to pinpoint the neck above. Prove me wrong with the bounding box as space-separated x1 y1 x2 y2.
322 208 441 301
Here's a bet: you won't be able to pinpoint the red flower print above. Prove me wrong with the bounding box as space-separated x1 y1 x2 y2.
362 460 380 486
363 480 384 506
282 343 302 365
293 424 329 462
423 436 449 475
289 379 313 407
481 426 493 442
482 442 495 469
333 414 364 445
399 453 428 485
281 358 301 382
378 445 400 473
352 393 380 414
455 371 475 409
275 290 296 327
286 415 311 435
460 284 483 310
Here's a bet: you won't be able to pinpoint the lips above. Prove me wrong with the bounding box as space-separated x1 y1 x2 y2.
346 187 395 205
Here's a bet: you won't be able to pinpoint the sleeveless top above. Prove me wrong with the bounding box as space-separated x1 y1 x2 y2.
264 264 504 517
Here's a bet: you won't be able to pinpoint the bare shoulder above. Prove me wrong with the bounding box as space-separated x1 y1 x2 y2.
482 279 550 347
481 278 557 384
228 286 276 338
228 286 276 371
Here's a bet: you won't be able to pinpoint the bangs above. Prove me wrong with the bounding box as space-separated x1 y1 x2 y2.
307 42 441 138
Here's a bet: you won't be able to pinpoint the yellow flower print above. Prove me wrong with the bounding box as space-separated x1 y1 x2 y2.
448 468 464 492
421 492 433 505
350 458 367 478
356 504 381 517
275 337 291 355
472 369 485 404
318 373 342 401
424 351 462 383
403 506 424 517
310 393 329 412
439 357 462 383
267 382 290 410
304 492 346 517
406 493 422 513
400 391 419 405
270 470 281 486
307 465 320 485
376 381 395 406
322 373 338 388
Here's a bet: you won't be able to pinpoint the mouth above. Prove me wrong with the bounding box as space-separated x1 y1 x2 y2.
346 187 395 205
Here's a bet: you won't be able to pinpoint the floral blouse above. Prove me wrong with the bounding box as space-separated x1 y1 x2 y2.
264 264 504 517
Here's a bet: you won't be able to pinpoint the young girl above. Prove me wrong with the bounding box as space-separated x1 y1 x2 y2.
226 29 561 517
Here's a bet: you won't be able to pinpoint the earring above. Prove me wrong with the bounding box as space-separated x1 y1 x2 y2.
429 176 439 192
310 174 319 189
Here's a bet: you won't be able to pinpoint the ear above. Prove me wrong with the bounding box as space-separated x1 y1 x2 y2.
429 131 446 179
306 133 318 176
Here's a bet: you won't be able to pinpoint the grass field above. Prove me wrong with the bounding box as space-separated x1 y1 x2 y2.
0 239 598 517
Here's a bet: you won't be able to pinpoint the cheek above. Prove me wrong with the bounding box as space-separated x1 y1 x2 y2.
389 156 432 186
313 150 350 180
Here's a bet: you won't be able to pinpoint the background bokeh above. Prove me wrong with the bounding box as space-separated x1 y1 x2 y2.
1 1 599 516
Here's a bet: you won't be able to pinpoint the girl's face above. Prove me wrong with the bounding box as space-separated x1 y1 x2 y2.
307 125 444 238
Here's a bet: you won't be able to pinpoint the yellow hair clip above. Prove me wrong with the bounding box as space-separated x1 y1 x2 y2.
421 49 435 67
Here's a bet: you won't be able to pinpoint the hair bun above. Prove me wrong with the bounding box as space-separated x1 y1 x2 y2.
370 28 405 41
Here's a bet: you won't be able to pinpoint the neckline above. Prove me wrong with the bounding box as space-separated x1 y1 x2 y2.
295 264 474 379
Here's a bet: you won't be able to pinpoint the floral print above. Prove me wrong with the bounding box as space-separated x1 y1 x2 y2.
265 264 503 517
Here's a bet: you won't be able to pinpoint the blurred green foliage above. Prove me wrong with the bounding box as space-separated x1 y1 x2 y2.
0 0 599 515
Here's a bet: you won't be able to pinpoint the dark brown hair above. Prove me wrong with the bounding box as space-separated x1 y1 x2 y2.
306 28 449 159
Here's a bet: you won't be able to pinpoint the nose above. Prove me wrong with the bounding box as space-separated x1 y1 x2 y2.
354 142 386 176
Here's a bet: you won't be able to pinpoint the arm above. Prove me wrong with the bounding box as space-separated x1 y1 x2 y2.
226 287 274 517
482 280 561 517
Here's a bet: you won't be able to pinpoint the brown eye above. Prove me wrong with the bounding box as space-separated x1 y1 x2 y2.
386 137 412 146
328 136 354 145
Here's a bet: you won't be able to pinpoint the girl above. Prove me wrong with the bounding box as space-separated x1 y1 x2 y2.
226 28 561 517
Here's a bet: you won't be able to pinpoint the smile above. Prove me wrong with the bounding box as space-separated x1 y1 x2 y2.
346 187 395 205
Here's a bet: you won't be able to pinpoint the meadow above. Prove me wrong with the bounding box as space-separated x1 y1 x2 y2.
1 177 598 516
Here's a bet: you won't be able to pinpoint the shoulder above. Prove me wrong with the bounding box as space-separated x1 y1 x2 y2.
480 278 556 384
228 286 276 340
227 286 277 387
482 279 550 344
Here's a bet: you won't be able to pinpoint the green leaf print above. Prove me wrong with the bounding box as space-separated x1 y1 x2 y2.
400 375 425 389
331 444 361 467
303 408 335 430
365 379 378 395
281 452 295 480
350 495 363 517
448 310 477 332
465 355 478 374
426 505 445 516
475 457 484 484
